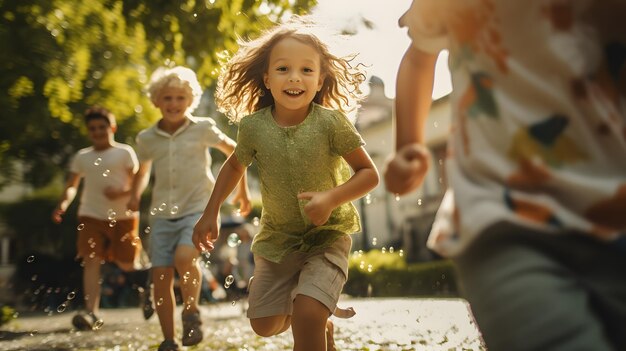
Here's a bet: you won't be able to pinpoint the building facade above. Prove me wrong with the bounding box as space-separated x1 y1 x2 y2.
355 76 451 262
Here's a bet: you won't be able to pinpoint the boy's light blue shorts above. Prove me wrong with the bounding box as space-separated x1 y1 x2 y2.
149 213 202 267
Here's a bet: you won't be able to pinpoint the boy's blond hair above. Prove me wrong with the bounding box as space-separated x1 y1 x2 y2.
147 66 203 113
216 16 366 123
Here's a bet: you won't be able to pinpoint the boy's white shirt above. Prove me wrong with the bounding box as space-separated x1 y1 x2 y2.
70 143 138 221
134 116 225 218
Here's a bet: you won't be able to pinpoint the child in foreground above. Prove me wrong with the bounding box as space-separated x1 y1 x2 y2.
193 17 379 351
384 1 626 350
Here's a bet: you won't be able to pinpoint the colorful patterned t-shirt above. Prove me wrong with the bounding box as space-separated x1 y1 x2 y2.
401 0 626 256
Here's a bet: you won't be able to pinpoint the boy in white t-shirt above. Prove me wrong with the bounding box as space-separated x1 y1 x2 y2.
52 106 142 331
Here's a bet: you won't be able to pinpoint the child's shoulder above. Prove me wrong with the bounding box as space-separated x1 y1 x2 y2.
75 146 95 157
312 103 349 123
112 142 136 154
238 107 271 126
188 115 217 126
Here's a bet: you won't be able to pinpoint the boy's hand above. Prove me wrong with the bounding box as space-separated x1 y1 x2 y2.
192 214 219 252
231 192 252 217
51 207 65 224
297 191 335 226
384 143 431 196
126 196 140 212
104 186 123 200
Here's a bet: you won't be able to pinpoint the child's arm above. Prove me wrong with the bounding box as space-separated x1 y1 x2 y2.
126 161 152 211
193 154 247 251
297 146 379 226
213 138 252 216
384 44 438 195
52 173 81 223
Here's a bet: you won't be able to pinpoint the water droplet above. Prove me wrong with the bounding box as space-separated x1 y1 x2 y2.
371 237 377 246
389 246 395 253
227 233 240 248
109 219 117 227
394 194 400 201
102 169 110 177
418 198 422 206
156 298 163 306
89 252 96 258
77 223 85 231
158 203 166 211
365 193 372 205
132 237 140 246
31 274 37 281
57 303 66 313
26 255 35 263
169 205 179 215
252 217 260 226
94 158 102 166
224 275 234 289
159 274 164 280
125 209 133 217
92 319 104 330
367 264 373 273
150 208 158 215
144 226 151 234
67 291 76 300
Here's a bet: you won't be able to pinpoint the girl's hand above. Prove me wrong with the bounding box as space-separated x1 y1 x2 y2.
384 143 431 196
192 214 219 252
297 191 335 226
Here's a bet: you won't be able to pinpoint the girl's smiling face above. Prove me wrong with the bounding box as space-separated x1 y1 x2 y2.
264 37 324 124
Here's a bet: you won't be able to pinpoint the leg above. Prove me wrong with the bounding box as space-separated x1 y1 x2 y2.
455 222 619 351
174 245 201 314
291 295 331 351
250 315 291 337
82 255 102 314
325 319 336 351
175 245 204 346
152 266 176 341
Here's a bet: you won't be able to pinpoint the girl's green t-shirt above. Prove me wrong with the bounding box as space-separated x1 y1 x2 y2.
235 103 365 263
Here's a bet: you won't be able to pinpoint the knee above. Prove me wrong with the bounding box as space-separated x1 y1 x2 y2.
250 317 290 337
116 262 134 272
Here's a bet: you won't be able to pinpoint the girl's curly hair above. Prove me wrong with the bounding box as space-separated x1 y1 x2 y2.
215 16 366 123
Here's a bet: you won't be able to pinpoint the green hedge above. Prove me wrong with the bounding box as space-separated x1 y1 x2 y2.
344 249 459 297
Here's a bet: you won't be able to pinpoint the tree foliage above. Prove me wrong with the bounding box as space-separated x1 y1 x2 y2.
0 0 315 189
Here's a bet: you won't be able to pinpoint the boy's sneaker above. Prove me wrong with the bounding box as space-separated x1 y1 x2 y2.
181 310 203 346
72 311 103 331
157 339 179 351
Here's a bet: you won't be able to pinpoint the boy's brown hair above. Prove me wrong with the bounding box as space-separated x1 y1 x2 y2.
84 106 116 127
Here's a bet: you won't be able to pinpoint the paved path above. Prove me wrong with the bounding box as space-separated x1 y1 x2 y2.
0 298 484 350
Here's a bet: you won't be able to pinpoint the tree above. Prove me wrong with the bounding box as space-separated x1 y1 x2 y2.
0 0 315 189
